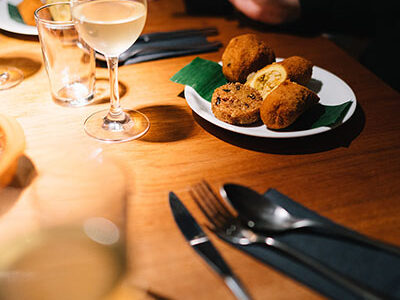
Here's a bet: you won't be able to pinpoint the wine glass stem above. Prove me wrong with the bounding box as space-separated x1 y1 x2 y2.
105 56 124 122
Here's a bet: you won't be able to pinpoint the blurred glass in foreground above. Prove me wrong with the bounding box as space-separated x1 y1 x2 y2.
0 150 127 300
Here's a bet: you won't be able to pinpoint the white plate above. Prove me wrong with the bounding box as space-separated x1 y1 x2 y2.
0 0 38 35
184 63 357 138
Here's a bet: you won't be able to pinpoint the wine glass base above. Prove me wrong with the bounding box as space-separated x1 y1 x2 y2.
0 66 24 90
84 109 150 143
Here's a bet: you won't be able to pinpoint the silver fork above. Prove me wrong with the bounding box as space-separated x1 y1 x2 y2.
190 181 386 300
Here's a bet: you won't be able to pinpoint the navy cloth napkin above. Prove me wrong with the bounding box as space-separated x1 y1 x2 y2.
122 44 220 65
228 189 400 300
123 35 220 64
97 35 221 66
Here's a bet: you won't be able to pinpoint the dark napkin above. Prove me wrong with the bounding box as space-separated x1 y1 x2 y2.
123 35 221 65
97 35 221 66
122 46 220 65
226 189 400 299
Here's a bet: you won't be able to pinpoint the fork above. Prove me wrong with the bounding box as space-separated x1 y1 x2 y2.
189 181 386 300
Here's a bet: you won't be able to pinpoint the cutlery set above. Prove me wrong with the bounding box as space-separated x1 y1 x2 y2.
96 27 222 65
223 183 400 257
169 182 400 300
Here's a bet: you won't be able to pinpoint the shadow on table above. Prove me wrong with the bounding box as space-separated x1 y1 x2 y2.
0 29 39 42
0 155 36 217
138 105 196 143
192 103 365 155
0 56 42 79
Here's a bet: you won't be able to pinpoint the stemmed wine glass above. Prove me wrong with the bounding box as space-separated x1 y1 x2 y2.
71 0 149 142
0 66 24 90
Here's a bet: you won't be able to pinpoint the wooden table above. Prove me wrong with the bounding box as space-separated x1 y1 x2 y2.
1 0 400 299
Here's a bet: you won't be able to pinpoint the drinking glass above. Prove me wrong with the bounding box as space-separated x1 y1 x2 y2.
71 0 150 142
0 66 24 90
35 3 96 107
0 150 127 300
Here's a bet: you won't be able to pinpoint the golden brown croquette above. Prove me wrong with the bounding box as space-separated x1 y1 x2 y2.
222 34 275 83
260 80 319 129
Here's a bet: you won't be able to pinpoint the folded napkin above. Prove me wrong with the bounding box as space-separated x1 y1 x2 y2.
97 35 221 66
227 189 400 299
122 36 221 65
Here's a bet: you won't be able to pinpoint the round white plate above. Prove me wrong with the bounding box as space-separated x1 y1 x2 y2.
0 0 38 35
184 63 357 138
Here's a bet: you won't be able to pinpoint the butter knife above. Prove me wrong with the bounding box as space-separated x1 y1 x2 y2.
169 192 252 300
138 27 218 43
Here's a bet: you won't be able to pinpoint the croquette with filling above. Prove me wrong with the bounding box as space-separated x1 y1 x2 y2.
246 56 313 99
212 83 263 125
222 34 275 83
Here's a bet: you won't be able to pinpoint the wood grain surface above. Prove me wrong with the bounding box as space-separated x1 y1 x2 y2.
1 0 400 299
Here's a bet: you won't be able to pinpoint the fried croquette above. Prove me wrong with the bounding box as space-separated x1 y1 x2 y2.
222 34 275 83
247 56 313 99
260 80 319 129
17 0 43 26
212 83 263 125
279 56 313 86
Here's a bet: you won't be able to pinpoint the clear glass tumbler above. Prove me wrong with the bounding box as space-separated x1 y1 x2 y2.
35 3 95 107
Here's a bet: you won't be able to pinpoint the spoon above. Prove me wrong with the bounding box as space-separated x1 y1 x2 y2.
221 183 400 256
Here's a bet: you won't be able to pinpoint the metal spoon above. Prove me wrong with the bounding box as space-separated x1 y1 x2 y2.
221 183 400 256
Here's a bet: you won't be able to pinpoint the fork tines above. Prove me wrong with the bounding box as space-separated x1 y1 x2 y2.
189 181 235 230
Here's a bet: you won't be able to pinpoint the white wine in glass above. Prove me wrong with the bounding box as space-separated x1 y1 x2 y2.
72 0 149 142
0 66 24 90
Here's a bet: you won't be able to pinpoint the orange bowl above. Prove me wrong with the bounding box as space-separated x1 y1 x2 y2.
0 115 25 188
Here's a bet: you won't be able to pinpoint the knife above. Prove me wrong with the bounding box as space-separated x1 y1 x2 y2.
138 27 218 44
169 192 252 300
